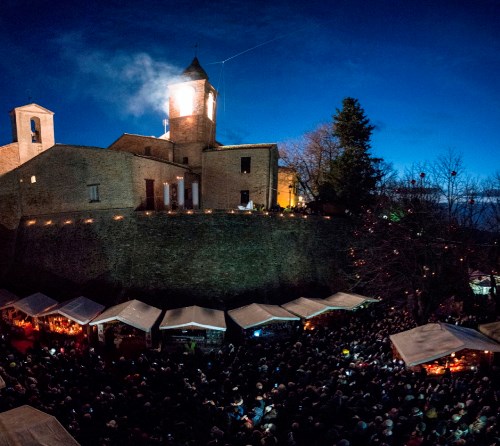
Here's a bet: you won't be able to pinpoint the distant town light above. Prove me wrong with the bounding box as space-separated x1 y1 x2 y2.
113 215 124 221
26 219 36 226
84 218 94 224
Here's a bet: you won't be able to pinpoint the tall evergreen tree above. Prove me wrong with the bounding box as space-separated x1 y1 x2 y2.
319 97 381 213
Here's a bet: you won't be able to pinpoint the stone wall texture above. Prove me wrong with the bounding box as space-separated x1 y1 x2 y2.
1 210 350 309
202 146 278 210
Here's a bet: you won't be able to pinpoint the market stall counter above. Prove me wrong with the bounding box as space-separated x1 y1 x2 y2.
389 322 500 374
160 305 226 352
38 295 105 337
228 303 300 340
89 299 162 350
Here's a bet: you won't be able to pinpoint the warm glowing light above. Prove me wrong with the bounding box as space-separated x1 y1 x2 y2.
26 220 36 226
145 211 152 216
84 218 94 224
484 350 489 353
264 211 269 216
302 215 308 219
229 210 235 214
167 210 176 215
207 92 215 120
176 86 195 116
451 353 456 357
279 213 284 217
324 216 331 220
64 219 73 225
113 215 124 221
186 210 194 215
45 220 53 226
205 209 213 214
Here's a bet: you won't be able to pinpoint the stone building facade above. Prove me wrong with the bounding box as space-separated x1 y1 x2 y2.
0 57 279 228
0 104 55 176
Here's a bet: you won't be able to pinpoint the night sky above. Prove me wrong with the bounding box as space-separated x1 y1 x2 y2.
1 0 499 179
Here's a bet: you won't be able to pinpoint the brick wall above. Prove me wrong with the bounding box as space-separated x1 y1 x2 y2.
202 146 278 209
169 79 216 149
108 134 174 161
1 145 191 218
0 143 20 176
3 211 350 308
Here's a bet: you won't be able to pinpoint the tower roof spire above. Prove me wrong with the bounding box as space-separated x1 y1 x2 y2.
182 57 208 81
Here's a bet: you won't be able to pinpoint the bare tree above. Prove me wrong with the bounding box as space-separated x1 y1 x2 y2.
279 123 340 201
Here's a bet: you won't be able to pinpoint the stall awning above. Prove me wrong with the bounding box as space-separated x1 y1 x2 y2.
0 405 80 446
89 299 161 332
39 296 105 325
228 303 300 329
322 292 379 310
0 289 20 310
12 292 58 317
479 321 500 343
389 322 500 367
160 305 226 331
281 297 335 319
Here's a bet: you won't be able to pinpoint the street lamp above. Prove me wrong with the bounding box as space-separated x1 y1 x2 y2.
288 184 293 208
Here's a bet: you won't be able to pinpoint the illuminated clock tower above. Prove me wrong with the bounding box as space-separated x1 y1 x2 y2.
168 57 217 169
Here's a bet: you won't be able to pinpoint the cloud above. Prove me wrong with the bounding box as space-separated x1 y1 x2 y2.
56 32 182 118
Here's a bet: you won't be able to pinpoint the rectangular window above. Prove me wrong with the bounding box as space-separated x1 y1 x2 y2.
241 157 251 173
88 184 100 202
144 146 151 156
240 190 249 205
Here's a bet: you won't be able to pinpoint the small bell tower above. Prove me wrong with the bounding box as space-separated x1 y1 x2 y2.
10 103 55 165
168 57 217 167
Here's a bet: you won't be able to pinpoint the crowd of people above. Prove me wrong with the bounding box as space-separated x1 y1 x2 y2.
0 303 499 446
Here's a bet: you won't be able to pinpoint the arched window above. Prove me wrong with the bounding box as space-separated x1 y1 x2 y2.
177 86 195 116
207 92 215 120
30 117 41 143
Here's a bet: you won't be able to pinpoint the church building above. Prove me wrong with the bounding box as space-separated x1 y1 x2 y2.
0 57 279 228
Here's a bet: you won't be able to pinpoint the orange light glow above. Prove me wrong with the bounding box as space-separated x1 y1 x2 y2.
26 220 36 226
84 218 94 224
113 215 124 221
64 219 73 225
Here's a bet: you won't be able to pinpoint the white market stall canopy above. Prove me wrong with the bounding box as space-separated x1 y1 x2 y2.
390 322 500 367
38 296 105 325
160 305 226 331
89 299 161 332
0 405 80 446
0 289 20 310
228 303 300 329
323 292 379 310
281 297 335 319
12 292 58 317
479 321 500 343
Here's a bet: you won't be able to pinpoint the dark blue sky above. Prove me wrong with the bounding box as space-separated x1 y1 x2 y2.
1 0 498 178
